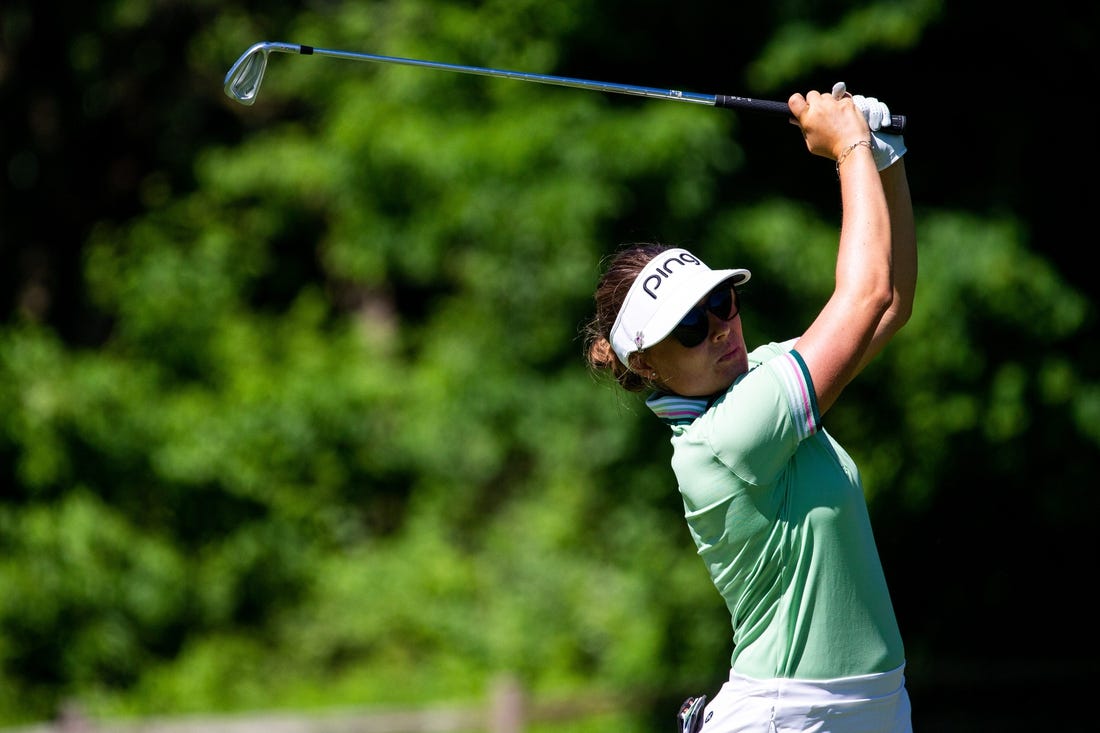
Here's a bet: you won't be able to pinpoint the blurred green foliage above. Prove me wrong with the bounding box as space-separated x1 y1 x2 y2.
1 0 1096 729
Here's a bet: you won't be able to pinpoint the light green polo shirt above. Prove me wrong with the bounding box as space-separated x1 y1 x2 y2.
646 341 904 680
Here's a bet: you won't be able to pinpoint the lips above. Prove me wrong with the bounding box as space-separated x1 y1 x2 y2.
718 345 739 363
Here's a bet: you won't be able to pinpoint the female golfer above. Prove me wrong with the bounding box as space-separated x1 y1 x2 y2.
582 84 915 732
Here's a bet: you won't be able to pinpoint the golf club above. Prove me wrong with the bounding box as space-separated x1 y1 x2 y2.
223 41 907 132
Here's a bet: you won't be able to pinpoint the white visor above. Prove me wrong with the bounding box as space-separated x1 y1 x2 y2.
609 248 750 365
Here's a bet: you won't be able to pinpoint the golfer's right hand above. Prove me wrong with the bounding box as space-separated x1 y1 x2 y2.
788 88 871 161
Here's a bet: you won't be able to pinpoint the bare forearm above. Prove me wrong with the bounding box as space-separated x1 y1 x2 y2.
858 159 916 369
834 144 894 313
883 159 916 312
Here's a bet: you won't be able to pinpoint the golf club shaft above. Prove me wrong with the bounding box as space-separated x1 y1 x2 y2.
224 42 908 133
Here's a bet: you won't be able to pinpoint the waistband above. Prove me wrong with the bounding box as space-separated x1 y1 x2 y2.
727 663 907 703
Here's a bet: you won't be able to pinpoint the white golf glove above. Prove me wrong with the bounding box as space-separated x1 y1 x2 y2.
833 82 907 171
852 92 906 170
852 93 891 130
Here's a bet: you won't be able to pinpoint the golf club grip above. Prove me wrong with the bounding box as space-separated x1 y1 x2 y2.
713 94 907 134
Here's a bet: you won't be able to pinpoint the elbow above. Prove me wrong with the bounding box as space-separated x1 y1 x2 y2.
877 292 914 337
870 283 896 321
888 277 917 330
893 298 914 328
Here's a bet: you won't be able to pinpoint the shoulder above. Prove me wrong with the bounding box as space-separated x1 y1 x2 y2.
701 340 819 448
747 339 799 367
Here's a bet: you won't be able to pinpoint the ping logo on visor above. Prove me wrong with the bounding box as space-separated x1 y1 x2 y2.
639 251 706 298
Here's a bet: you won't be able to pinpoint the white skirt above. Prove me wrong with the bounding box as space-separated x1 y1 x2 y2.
699 664 912 733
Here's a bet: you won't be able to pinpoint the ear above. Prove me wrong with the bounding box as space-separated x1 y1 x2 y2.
629 352 654 376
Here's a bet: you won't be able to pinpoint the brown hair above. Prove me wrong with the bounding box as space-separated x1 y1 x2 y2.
581 243 671 393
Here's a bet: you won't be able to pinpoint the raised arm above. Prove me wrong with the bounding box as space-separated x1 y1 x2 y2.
787 88 915 415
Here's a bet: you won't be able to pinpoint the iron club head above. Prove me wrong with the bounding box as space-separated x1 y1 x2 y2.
223 42 302 105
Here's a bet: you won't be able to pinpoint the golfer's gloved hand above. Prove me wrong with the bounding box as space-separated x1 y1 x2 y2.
852 93 890 131
852 92 906 171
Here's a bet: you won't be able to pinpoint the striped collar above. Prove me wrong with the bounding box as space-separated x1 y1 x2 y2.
645 390 721 426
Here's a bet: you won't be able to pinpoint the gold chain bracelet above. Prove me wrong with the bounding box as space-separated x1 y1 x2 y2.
835 139 873 176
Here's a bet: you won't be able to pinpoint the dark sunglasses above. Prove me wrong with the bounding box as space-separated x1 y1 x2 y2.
670 283 740 348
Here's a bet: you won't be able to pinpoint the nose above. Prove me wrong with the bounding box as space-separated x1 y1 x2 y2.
707 311 731 340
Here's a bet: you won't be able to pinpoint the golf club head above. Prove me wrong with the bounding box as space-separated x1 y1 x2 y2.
224 44 271 105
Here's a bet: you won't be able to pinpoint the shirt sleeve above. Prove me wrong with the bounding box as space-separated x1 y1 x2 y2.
704 344 821 485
